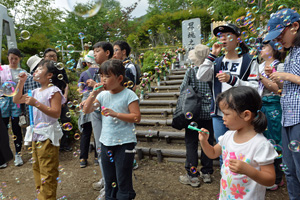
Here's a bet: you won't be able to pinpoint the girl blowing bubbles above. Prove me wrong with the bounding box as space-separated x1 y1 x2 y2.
83 59 141 200
13 60 66 200
198 86 277 200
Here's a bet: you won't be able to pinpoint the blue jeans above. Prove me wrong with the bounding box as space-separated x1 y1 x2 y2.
282 124 300 200
101 143 136 200
212 115 228 167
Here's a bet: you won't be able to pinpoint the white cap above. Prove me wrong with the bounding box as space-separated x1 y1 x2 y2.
27 55 43 72
84 50 96 64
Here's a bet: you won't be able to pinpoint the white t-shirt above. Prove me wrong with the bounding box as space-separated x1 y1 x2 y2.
218 131 278 200
126 63 136 81
221 57 243 93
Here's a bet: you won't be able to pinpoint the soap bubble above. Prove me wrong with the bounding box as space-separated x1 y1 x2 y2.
56 62 64 70
67 0 102 18
288 140 300 152
185 112 193 120
112 182 116 188
35 122 50 128
78 32 85 39
127 81 134 88
154 87 159 93
273 144 283 159
66 112 71 118
74 133 80 140
67 101 73 108
189 121 198 128
235 47 242 55
274 42 283 51
67 44 75 53
20 30 31 40
279 163 288 171
190 166 197 174
107 150 113 157
57 74 64 80
62 122 73 131
2 81 18 97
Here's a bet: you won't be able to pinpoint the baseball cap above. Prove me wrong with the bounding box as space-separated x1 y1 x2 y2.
264 8 300 41
27 55 43 72
213 23 241 37
84 50 96 64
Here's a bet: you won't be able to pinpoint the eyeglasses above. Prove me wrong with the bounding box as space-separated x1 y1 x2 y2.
114 48 120 52
45 54 57 58
275 27 288 41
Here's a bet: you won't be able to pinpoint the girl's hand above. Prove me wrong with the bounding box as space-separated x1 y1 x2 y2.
92 83 104 95
216 72 230 83
269 72 286 82
86 79 96 87
198 128 210 142
211 42 223 56
264 65 273 76
18 72 28 83
24 95 37 106
102 107 117 117
79 100 86 110
229 159 247 174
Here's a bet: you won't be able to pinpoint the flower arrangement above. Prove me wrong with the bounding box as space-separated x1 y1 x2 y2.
175 47 186 54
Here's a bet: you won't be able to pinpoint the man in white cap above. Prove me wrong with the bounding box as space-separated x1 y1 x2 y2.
77 50 99 168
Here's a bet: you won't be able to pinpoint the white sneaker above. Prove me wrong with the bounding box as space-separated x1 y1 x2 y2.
200 171 212 183
14 154 23 166
0 163 7 169
95 188 105 200
92 178 105 190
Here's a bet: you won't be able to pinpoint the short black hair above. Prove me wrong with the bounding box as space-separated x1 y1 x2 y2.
93 42 113 59
99 59 126 85
8 48 22 57
113 41 131 57
44 48 58 57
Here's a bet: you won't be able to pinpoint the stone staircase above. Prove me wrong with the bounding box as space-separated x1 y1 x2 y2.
135 68 199 163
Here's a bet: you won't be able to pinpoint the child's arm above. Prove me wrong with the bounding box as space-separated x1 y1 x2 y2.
258 73 280 93
102 100 141 123
25 92 62 119
198 128 222 159
82 83 103 114
228 160 275 186
13 72 27 104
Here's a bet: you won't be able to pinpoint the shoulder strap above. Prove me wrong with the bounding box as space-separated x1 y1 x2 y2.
85 69 93 79
240 54 254 81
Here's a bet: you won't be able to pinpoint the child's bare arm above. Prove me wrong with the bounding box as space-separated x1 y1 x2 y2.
13 72 27 104
229 160 276 186
199 128 222 159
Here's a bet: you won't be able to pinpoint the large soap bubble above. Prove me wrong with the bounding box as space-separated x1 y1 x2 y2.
67 0 102 18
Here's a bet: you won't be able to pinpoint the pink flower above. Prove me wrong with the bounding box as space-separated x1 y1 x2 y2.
242 178 248 183
221 179 227 190
230 184 246 199
225 159 229 167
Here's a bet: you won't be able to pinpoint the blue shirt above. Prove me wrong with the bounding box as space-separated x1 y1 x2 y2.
96 88 139 146
281 47 300 127
79 68 99 91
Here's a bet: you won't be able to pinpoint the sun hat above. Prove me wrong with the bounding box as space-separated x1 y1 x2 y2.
27 55 43 72
84 50 96 64
193 44 210 65
213 23 241 37
264 8 300 42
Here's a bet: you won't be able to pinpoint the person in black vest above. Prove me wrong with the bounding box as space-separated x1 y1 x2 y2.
196 24 259 167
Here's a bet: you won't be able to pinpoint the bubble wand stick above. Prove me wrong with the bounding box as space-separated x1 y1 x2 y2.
187 125 209 134
94 85 103 91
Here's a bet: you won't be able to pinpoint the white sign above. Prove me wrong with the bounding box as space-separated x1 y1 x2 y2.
182 18 201 53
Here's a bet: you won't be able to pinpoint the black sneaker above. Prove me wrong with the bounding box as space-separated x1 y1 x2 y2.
80 159 87 168
64 146 73 152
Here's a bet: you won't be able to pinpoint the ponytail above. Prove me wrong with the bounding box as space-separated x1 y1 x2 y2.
251 110 267 133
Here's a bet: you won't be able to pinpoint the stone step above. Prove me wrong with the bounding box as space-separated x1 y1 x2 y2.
170 69 187 75
168 74 185 80
144 92 179 99
140 108 174 115
150 85 180 91
139 99 177 106
138 118 173 126
160 80 183 85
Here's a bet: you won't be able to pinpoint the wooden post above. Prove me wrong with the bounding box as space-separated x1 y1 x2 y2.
165 135 171 144
136 148 143 160
157 149 163 163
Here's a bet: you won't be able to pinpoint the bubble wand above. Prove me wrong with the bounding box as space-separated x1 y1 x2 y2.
187 125 209 134
94 85 103 91
28 90 34 126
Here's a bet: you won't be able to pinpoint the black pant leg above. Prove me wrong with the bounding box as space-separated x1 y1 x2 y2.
199 119 214 174
80 122 92 160
60 105 71 148
11 117 22 153
184 127 200 177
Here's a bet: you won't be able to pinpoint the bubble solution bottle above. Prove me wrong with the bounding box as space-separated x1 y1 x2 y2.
229 152 237 175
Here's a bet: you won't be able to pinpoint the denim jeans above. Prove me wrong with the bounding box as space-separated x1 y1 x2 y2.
282 124 300 200
101 143 136 200
184 119 214 177
212 115 228 167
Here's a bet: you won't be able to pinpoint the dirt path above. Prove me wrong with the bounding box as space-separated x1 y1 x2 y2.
0 143 289 200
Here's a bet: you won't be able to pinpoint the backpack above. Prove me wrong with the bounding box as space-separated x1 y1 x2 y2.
124 59 141 85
